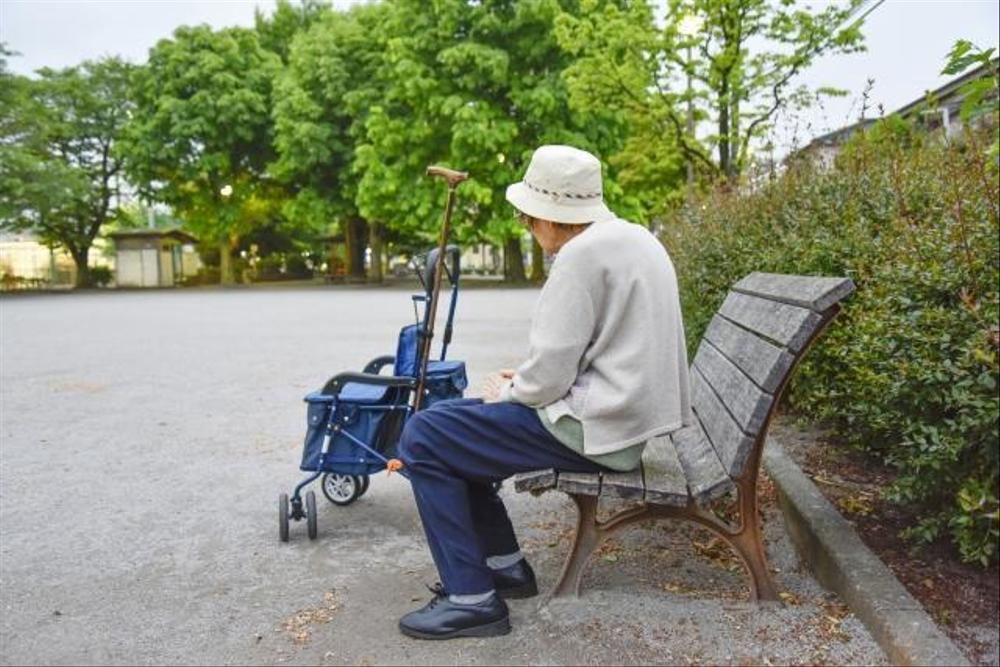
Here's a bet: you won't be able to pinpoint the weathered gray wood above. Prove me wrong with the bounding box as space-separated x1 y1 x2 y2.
690 367 754 478
702 314 795 393
671 421 733 504
514 469 557 494
640 434 688 507
600 468 645 501
694 341 774 437
557 471 601 496
733 272 855 312
718 291 822 353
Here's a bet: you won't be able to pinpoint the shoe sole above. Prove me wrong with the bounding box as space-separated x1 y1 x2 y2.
496 581 539 600
399 616 512 640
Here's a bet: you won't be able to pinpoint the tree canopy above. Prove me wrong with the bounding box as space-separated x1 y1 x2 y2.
3 0 870 285
556 0 865 188
121 25 281 284
1 53 134 286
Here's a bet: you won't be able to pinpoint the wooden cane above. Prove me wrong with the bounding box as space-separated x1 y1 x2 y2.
413 166 468 411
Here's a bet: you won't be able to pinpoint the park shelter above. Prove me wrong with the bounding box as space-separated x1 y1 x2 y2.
109 228 199 287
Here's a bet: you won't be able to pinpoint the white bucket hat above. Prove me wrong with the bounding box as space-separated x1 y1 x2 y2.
505 145 616 225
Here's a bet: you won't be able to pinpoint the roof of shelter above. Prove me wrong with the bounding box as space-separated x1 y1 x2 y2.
107 227 197 244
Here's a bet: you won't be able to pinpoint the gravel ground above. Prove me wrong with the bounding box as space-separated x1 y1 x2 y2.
0 285 887 665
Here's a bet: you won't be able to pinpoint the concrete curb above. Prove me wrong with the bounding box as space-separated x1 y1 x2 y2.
763 444 970 667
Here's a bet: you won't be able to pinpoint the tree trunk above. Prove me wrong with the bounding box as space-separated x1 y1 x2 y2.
343 219 355 279
504 236 526 283
70 247 91 288
718 84 731 181
369 220 383 283
530 236 545 282
344 217 368 281
219 238 235 285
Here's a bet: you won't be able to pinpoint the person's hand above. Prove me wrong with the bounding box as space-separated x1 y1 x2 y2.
481 369 516 402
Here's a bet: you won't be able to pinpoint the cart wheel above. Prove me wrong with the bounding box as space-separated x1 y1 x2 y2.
355 474 371 498
321 473 361 506
279 493 290 543
306 491 318 540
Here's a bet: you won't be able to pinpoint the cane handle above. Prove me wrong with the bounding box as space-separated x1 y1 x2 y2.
426 166 469 187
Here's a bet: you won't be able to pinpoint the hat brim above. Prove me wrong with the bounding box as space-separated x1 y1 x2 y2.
505 182 616 225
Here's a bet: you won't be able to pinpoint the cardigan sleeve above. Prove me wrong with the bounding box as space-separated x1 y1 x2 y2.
500 254 597 408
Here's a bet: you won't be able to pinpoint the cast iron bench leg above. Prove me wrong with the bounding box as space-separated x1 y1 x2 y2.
547 485 780 602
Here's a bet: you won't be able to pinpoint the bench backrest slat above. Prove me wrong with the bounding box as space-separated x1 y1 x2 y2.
671 422 732 503
640 434 688 506
690 367 754 477
703 314 794 394
693 340 774 436
692 274 855 482
718 292 821 353
733 272 855 312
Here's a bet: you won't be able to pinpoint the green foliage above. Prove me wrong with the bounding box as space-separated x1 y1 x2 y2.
350 0 629 251
0 53 134 287
121 25 281 283
942 39 999 160
665 121 1000 565
272 4 388 237
89 265 113 287
556 0 866 185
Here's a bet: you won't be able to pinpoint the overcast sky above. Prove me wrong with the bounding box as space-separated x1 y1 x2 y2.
2 0 998 156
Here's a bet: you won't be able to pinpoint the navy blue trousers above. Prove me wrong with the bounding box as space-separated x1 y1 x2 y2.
397 398 609 595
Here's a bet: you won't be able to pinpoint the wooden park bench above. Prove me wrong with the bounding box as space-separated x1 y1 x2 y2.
514 272 855 602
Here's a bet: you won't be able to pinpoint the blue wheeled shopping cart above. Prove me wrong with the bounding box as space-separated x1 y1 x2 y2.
279 165 470 542
279 244 467 541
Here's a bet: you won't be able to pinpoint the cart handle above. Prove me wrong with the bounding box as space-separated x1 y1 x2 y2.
321 371 416 397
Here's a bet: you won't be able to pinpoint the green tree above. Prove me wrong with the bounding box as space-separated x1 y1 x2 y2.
254 0 332 63
272 3 391 281
557 0 866 184
0 53 134 287
941 39 999 159
353 0 627 282
121 26 280 284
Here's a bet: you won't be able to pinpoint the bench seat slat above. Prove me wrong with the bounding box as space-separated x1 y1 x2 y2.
557 471 601 496
671 422 733 504
513 469 557 494
733 272 856 312
719 291 822 353
703 314 794 394
691 367 754 478
694 341 774 437
641 434 688 506
600 469 644 501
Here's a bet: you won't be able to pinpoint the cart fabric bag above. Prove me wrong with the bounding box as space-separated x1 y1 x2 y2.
299 393 397 476
423 360 468 408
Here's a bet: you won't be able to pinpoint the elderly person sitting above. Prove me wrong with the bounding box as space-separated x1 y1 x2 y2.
396 145 691 639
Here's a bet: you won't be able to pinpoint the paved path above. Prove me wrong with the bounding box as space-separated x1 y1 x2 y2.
0 285 886 665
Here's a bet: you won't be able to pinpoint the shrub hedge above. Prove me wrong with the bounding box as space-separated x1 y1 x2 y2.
664 120 999 565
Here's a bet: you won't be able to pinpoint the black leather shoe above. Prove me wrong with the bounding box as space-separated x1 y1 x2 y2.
399 584 511 640
492 559 538 600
